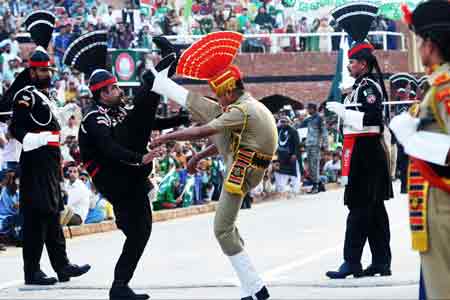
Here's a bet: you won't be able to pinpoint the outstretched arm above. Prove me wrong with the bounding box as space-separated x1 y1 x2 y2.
194 144 219 161
152 125 219 146
186 144 219 174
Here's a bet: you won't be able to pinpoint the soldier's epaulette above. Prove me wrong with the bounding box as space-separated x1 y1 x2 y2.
433 72 450 87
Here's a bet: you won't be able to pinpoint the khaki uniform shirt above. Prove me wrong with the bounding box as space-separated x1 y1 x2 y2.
417 63 450 134
186 91 278 166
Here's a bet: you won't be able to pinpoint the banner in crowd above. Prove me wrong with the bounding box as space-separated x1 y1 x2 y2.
296 0 421 20
110 49 149 86
139 0 152 16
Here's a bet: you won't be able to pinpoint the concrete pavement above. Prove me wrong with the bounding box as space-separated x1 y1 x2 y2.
0 182 420 300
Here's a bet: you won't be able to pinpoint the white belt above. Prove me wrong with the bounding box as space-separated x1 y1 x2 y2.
344 126 380 135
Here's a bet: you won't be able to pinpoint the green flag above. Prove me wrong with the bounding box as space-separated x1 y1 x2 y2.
327 48 343 103
184 0 192 20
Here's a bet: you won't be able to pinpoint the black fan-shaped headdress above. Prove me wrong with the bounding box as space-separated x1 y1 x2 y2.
23 10 56 49
63 31 115 92
389 73 417 90
331 2 378 60
0 11 56 113
389 73 418 99
63 31 109 77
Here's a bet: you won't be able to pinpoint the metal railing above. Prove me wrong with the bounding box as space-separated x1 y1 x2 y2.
16 30 405 53
164 31 405 53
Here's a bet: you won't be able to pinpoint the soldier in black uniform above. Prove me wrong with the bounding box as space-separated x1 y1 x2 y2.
63 32 188 300
389 73 417 193
325 3 393 279
4 11 90 285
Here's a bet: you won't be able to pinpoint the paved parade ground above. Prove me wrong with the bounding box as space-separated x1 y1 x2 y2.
0 184 419 300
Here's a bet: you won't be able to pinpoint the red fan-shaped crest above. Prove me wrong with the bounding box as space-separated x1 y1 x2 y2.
176 31 243 80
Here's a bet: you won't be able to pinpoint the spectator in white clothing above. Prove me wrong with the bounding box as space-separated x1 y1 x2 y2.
0 120 21 173
61 115 79 142
61 163 91 226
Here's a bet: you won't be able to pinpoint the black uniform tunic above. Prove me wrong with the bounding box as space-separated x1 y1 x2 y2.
344 74 393 206
78 87 187 284
341 74 393 267
10 85 69 275
10 86 63 213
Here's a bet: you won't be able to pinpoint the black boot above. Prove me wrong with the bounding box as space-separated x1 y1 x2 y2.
57 264 91 282
109 283 150 300
308 184 319 194
326 262 363 279
241 286 270 300
362 264 392 277
25 270 57 285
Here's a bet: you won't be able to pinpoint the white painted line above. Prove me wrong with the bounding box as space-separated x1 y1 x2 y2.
0 279 23 290
262 245 342 282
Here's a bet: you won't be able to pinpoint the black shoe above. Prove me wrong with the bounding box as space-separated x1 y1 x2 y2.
57 264 91 282
308 186 319 194
362 264 392 277
110 284 150 300
326 262 363 279
25 270 57 285
241 286 270 300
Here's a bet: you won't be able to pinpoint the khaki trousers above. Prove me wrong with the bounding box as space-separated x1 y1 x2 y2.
421 187 450 300
214 167 265 256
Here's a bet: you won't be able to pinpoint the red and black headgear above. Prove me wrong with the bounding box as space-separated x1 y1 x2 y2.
331 2 378 60
63 31 117 92
176 31 244 96
0 10 56 113
23 10 56 69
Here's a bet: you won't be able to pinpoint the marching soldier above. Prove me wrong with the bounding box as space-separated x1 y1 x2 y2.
390 1 450 299
63 32 188 300
325 3 393 279
147 32 275 300
6 11 90 285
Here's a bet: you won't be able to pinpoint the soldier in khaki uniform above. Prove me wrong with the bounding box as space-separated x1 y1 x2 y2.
390 1 450 299
146 32 275 300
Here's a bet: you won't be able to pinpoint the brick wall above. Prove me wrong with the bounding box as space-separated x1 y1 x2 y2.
178 50 409 104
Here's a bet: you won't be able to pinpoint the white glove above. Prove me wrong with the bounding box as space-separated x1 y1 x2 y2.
326 102 346 119
389 112 419 146
23 132 57 152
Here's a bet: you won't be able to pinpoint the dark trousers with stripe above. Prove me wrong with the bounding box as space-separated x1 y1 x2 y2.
343 201 392 266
